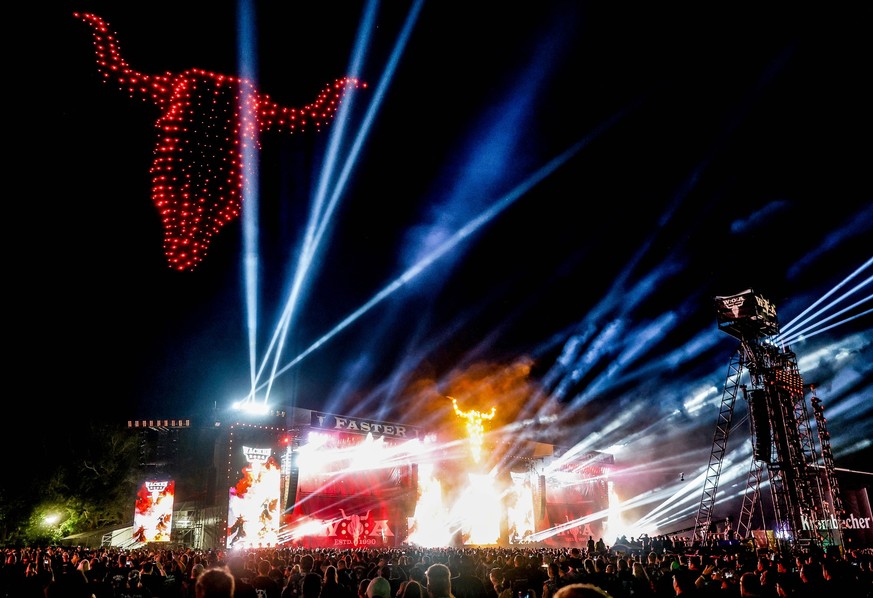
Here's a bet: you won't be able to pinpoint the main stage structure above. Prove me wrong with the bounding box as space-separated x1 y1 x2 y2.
125 406 611 550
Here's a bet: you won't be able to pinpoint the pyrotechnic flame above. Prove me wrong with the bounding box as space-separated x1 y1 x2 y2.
450 396 496 463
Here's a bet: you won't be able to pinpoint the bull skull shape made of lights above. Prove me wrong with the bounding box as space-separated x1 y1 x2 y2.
75 13 364 271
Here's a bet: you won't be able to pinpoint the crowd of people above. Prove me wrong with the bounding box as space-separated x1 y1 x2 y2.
2 539 872 598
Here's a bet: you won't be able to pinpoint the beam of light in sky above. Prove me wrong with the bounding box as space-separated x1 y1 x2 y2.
250 110 628 395
240 0 418 406
530 134 719 407
625 477 703 529
537 253 867 456
630 456 751 531
555 352 734 445
307 0 426 258
779 301 873 346
778 256 872 337
257 0 424 407
253 0 381 406
540 265 691 408
778 277 873 344
780 270 871 339
524 372 761 531
237 0 262 400
533 50 798 417
398 59 561 274
543 409 640 475
304 0 379 248
336 25 587 420
548 328 722 418
246 6 629 406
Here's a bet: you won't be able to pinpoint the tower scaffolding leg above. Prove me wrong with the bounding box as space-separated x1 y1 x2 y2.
737 457 765 540
694 347 744 542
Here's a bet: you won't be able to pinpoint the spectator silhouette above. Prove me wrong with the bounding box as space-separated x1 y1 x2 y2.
452 555 488 598
196 567 235 598
46 560 101 598
227 555 258 598
671 569 697 596
553 583 614 598
504 554 533 596
629 562 654 598
323 564 354 598
253 558 283 598
403 580 426 598
426 564 453 598
368 576 393 598
542 562 563 598
488 567 512 598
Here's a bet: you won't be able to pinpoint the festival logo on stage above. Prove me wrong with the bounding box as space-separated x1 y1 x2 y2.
133 479 175 543
321 509 394 547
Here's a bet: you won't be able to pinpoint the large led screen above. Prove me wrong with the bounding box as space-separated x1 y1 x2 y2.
133 479 175 543
227 440 282 548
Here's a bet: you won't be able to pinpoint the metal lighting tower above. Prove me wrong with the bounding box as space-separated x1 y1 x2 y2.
692 289 844 554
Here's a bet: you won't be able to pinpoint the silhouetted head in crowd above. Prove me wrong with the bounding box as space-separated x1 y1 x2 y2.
553 583 614 598
425 563 452 598
195 567 235 598
367 576 392 598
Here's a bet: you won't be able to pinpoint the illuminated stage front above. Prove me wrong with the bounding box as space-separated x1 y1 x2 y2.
222 410 610 549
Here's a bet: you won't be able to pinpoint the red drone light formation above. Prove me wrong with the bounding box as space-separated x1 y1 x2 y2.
75 13 365 271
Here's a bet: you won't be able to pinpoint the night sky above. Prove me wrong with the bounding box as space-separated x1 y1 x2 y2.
12 1 871 532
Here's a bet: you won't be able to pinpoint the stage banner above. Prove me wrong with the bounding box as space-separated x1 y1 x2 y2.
837 487 873 549
310 411 423 439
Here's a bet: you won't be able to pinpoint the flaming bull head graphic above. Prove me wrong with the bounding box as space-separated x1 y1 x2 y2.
74 13 364 271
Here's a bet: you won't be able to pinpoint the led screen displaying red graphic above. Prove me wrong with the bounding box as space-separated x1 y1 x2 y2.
538 476 607 547
227 446 282 548
284 431 414 549
290 464 400 548
133 479 175 543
